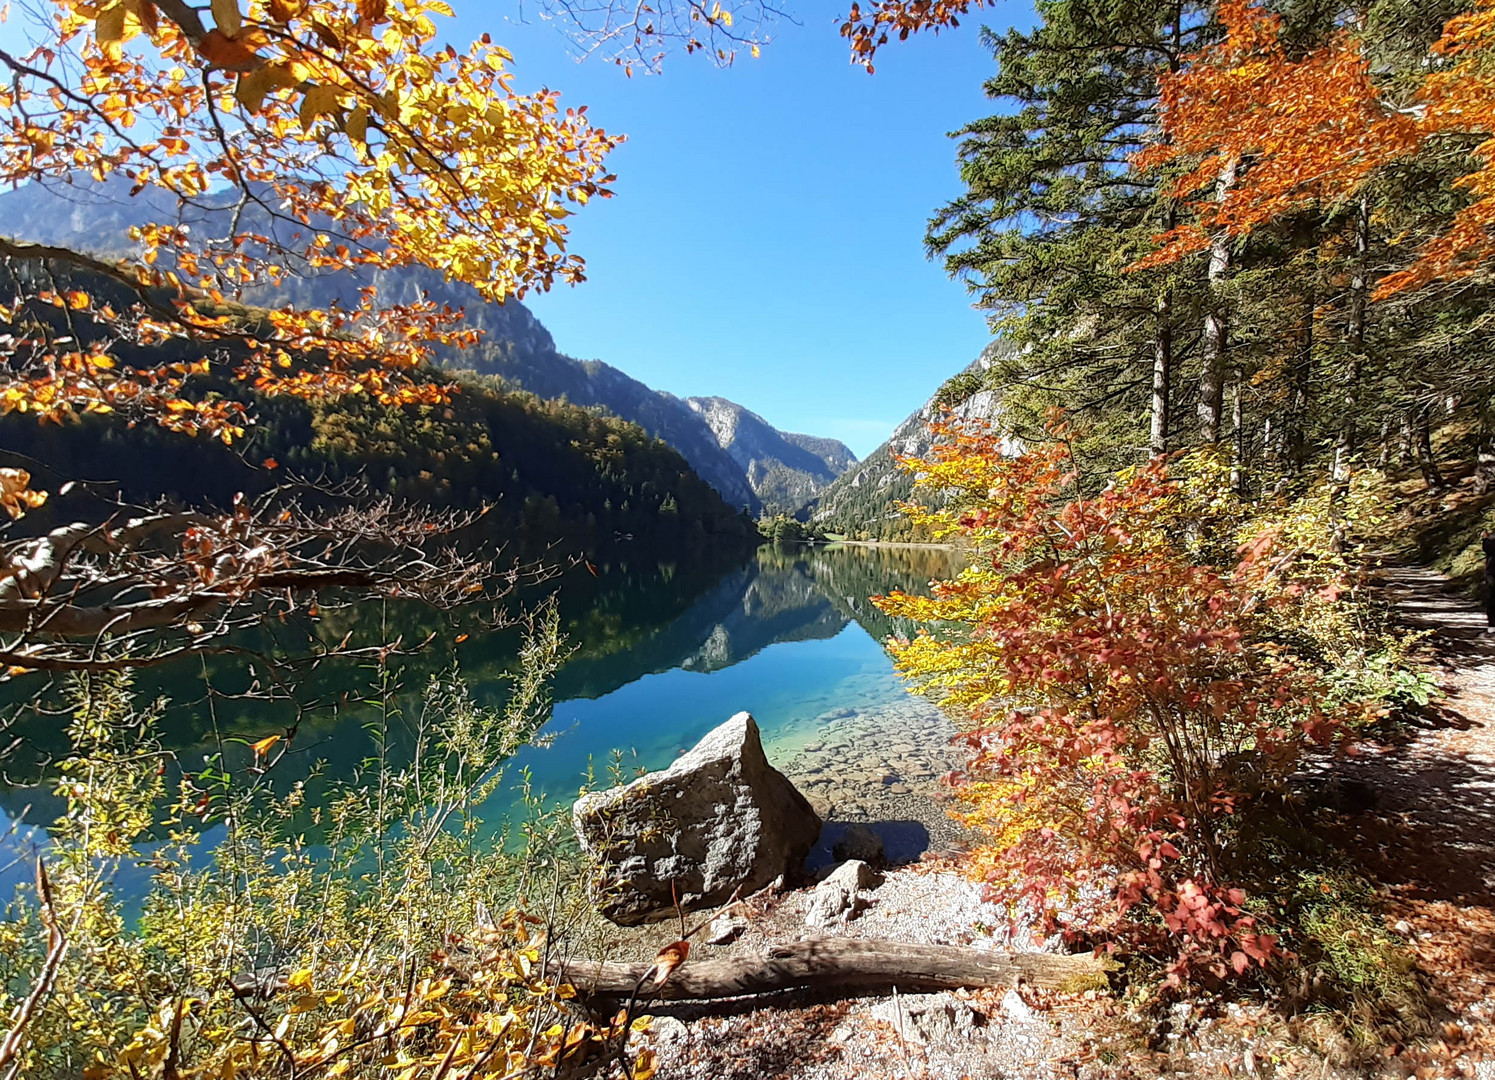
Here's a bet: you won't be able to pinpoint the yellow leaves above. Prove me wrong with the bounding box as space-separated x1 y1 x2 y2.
345 103 369 145
234 62 297 113
210 0 242 37
299 82 343 131
287 967 314 990
250 734 281 756
0 468 47 519
96 4 125 45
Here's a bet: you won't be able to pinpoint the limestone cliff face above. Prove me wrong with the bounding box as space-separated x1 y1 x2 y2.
685 397 857 515
807 342 1014 539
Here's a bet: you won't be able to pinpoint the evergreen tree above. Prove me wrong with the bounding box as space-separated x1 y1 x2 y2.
928 0 1215 470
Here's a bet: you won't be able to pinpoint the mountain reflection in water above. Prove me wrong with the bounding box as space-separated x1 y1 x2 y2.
0 543 962 829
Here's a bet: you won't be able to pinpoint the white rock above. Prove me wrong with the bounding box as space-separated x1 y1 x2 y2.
704 912 746 945
1000 988 1036 1022
869 992 981 1044
805 859 879 929
647 1015 689 1049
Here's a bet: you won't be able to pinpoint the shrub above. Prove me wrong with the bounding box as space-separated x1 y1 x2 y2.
0 605 653 1079
873 415 1358 984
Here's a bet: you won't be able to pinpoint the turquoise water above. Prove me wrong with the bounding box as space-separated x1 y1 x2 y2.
0 543 961 884
518 624 916 804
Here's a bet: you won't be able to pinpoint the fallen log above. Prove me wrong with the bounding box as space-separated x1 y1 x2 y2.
550 937 1111 1001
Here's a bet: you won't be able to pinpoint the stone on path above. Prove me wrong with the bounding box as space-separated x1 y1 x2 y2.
869 991 984 1044
573 712 822 925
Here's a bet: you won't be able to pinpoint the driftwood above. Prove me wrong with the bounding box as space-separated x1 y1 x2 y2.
550 937 1110 1001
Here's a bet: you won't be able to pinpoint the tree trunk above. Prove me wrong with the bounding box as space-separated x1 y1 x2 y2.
1416 408 1446 490
1152 290 1173 458
1289 266 1316 473
1229 365 1245 493
1198 157 1238 444
1333 198 1369 481
1151 197 1177 458
1475 401 1495 494
549 938 1111 1002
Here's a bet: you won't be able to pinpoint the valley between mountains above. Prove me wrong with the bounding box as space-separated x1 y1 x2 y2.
0 176 989 529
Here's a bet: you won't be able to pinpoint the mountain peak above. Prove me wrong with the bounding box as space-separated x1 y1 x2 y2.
0 179 851 516
684 397 856 515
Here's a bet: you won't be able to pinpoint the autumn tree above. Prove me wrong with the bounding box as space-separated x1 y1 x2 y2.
1131 0 1495 483
0 0 619 670
873 415 1360 982
926 0 1212 471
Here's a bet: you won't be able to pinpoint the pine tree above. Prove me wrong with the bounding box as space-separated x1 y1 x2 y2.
927 0 1215 470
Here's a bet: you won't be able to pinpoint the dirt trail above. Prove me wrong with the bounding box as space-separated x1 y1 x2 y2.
1336 566 1495 1045
1349 566 1495 907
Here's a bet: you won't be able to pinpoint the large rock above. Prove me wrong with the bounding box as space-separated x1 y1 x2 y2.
573 712 822 925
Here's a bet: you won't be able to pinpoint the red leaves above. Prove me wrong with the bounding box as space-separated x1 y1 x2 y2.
874 414 1351 983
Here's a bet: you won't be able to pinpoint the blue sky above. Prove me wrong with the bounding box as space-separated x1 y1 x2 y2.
451 3 1038 456
0 2 1039 457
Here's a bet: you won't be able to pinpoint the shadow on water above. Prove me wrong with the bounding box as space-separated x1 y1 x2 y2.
808 819 934 872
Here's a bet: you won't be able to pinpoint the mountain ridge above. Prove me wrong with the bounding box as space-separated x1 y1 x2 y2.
806 342 1013 540
685 396 856 515
0 177 853 514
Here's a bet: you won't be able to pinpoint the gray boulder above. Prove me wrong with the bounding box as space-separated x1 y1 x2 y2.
573 712 822 925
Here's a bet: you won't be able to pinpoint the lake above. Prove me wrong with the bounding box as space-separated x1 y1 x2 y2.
0 543 967 874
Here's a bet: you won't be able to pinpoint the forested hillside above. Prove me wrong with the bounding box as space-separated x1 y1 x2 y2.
0 263 756 556
0 178 770 510
808 345 1008 539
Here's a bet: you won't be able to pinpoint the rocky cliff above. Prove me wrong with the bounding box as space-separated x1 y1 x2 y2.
806 342 1013 540
685 397 857 515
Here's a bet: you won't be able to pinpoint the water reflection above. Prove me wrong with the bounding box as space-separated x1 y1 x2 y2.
0 543 961 831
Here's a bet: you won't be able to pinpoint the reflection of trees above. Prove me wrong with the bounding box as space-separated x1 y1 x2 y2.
757 543 963 643
0 550 751 795
0 546 959 818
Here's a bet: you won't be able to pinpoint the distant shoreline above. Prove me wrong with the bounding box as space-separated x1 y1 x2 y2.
816 539 960 552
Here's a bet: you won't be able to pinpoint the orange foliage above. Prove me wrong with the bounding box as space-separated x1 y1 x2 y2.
1380 0 1495 294
839 0 998 71
874 415 1353 981
1131 0 1418 272
0 0 620 440
1134 0 1495 298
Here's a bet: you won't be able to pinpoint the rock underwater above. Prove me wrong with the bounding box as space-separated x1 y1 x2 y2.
572 712 823 925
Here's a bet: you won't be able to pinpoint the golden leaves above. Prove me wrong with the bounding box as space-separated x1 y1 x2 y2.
198 27 258 69
1 0 618 450
0 468 47 519
298 82 341 131
95 4 124 45
209 0 240 37
233 61 296 112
